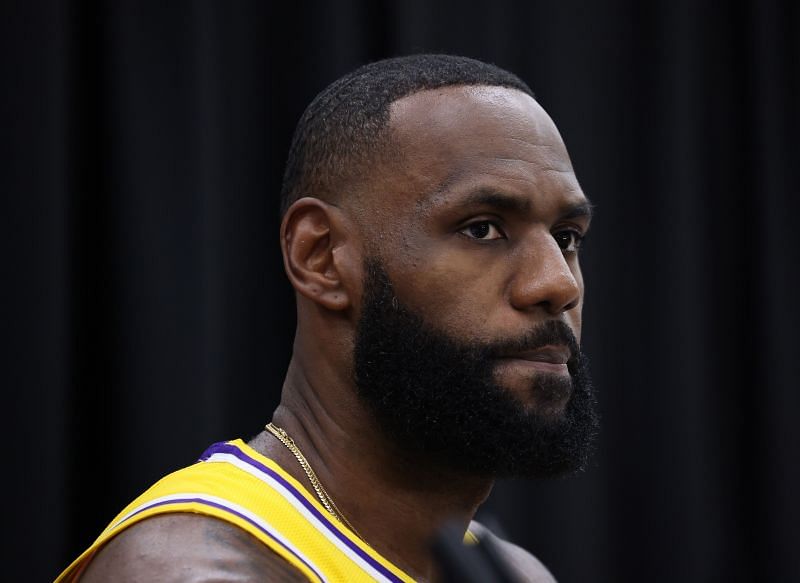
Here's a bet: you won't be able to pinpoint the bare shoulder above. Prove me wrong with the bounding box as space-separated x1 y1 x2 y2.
79 513 308 582
470 520 558 583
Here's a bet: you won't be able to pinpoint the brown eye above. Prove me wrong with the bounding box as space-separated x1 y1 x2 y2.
554 230 584 252
469 223 490 238
460 221 505 240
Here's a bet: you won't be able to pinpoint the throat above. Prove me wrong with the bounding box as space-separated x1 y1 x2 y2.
250 417 493 581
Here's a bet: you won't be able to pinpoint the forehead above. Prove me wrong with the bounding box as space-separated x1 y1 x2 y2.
380 86 584 215
390 85 565 159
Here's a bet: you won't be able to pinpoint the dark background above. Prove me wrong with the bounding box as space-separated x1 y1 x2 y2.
4 1 799 581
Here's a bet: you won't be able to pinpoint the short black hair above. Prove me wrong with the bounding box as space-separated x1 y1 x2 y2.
279 54 535 215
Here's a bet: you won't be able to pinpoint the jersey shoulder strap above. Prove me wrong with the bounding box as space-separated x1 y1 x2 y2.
56 440 414 583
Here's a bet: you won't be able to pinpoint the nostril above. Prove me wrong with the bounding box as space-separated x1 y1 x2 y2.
562 298 580 312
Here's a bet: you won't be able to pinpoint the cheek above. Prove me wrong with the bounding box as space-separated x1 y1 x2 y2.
568 268 584 342
389 255 506 333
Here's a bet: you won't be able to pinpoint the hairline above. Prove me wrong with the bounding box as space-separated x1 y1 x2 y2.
286 83 538 217
280 55 536 217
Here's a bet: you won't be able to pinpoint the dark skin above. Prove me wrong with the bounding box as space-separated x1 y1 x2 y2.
80 86 590 582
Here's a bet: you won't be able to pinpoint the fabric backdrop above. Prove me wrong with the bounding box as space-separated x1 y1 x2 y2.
4 1 798 581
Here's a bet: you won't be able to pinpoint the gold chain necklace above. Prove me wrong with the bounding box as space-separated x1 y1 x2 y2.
265 422 364 541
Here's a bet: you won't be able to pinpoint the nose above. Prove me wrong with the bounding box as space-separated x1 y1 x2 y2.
509 235 582 315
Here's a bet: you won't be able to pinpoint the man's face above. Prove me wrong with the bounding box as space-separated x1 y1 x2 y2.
350 86 597 477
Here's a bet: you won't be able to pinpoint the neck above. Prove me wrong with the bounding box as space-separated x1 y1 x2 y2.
250 357 494 581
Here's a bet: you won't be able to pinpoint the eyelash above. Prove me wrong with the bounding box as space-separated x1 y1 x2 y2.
459 220 506 241
553 229 585 253
459 221 586 253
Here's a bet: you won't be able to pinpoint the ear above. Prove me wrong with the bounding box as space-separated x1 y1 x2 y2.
280 197 360 311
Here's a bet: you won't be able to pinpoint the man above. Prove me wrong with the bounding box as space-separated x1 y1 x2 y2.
58 54 598 582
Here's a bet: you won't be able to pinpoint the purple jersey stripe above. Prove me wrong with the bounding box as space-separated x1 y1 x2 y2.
118 496 326 583
199 441 406 583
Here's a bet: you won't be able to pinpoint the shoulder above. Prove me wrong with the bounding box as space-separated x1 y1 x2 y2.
469 520 558 583
78 513 307 582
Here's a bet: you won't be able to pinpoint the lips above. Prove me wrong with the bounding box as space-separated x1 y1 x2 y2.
494 344 572 376
500 345 571 365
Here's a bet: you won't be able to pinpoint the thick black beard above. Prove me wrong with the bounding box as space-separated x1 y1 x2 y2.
353 260 599 479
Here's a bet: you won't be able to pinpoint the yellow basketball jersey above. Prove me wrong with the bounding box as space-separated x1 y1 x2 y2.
56 439 417 582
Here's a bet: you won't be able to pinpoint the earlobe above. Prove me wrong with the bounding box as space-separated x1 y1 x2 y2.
280 197 356 311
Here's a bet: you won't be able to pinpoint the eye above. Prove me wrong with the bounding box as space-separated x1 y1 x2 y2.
459 221 506 241
553 229 584 253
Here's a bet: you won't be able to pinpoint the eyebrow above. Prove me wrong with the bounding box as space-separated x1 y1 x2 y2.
452 189 532 213
448 188 594 222
560 201 595 222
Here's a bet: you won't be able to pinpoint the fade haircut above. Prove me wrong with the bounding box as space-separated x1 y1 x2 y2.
279 54 535 215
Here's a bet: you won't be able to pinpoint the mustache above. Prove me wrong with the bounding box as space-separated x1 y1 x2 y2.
484 320 580 364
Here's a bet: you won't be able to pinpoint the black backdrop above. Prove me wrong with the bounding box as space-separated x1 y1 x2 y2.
4 1 799 581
